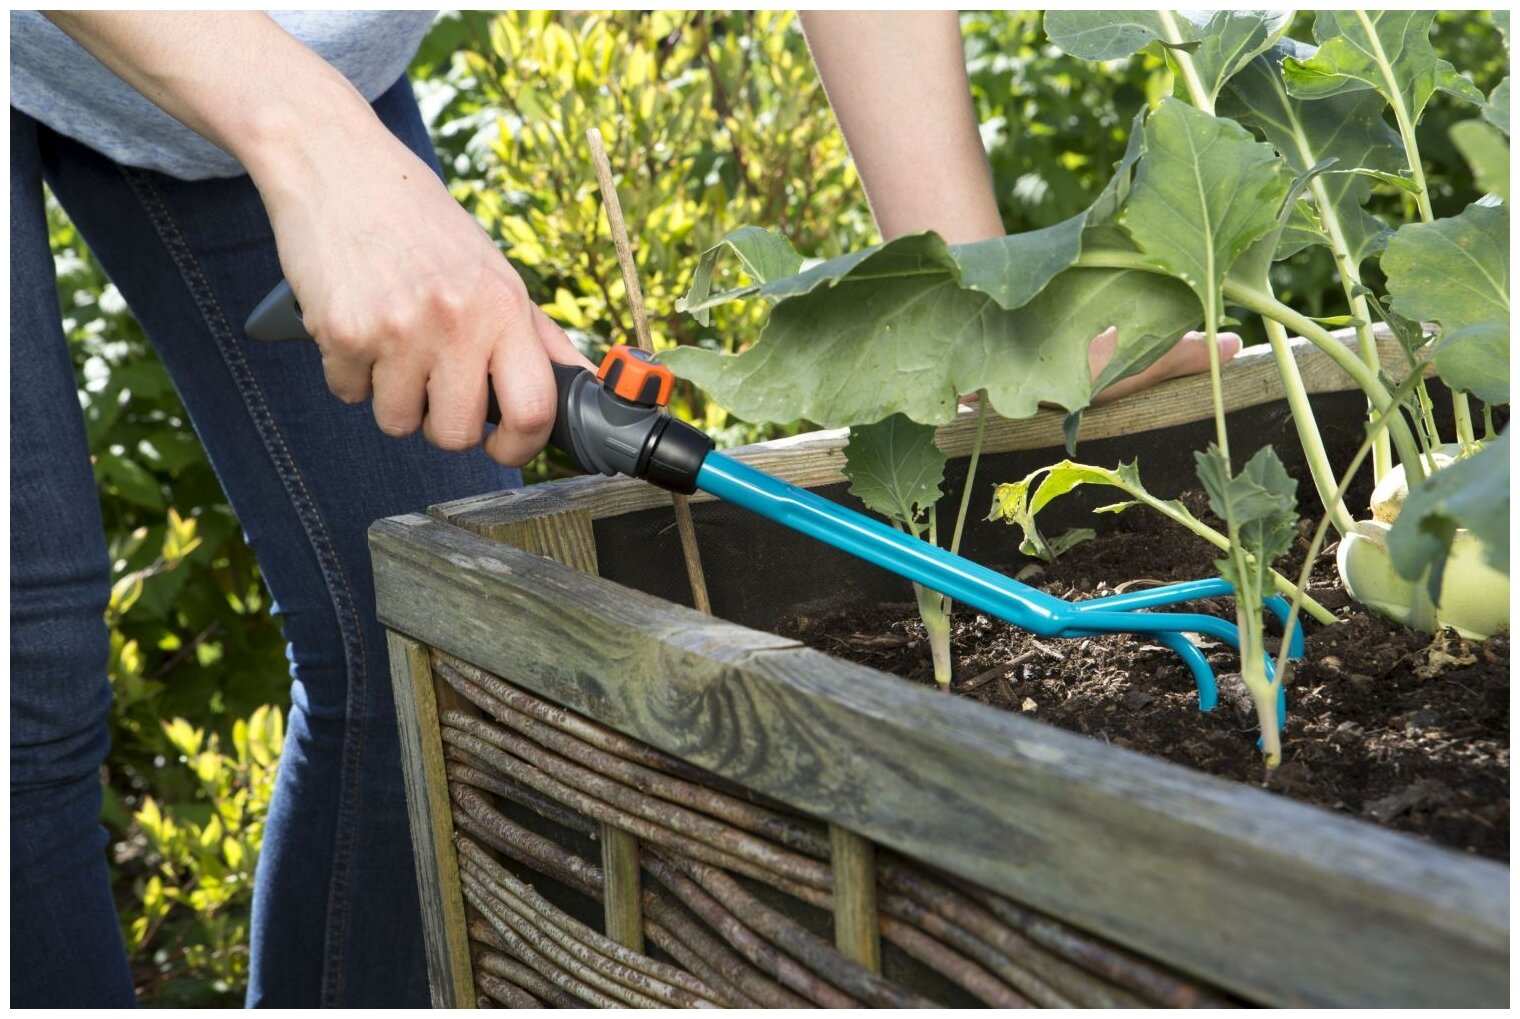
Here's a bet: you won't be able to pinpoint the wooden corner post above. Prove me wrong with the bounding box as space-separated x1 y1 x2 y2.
386 631 477 1007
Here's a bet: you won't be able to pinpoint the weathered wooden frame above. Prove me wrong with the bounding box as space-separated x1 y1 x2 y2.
376 333 1508 1008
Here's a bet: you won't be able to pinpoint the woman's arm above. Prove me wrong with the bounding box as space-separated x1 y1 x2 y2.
799 11 1237 404
798 11 1003 244
46 12 591 466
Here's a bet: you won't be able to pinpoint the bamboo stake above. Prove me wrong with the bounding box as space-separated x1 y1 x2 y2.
586 126 713 616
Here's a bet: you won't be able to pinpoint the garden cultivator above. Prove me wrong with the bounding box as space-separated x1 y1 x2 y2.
249 283 1301 718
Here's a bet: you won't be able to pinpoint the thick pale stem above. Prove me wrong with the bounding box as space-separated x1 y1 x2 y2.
915 583 953 690
1270 358 1436 685
1353 11 1436 223
1261 318 1356 536
1071 249 1426 484
1244 634 1282 767
1157 10 1214 113
1221 286 1427 485
1453 395 1477 448
1319 211 1393 477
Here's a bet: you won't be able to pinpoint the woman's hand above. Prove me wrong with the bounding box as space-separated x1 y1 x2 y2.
1089 327 1242 406
254 124 593 465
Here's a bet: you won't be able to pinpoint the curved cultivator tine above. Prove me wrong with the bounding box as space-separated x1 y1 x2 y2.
1063 580 1304 724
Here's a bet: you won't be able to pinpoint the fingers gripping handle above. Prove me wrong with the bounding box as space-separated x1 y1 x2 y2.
243 280 711 492
245 278 504 426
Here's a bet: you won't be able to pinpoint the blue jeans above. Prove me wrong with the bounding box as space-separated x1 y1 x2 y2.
10 79 519 1007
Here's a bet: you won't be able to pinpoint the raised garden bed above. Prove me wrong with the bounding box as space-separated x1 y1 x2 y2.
373 335 1507 1008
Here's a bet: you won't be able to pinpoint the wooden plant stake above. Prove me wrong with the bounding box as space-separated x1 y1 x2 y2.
586 127 713 617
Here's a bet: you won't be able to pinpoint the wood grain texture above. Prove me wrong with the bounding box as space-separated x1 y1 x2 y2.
371 515 1507 1008
432 327 1412 532
599 825 645 953
446 502 647 952
385 632 477 1008
830 824 881 973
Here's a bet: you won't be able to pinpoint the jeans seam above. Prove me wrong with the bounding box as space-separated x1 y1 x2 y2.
120 167 367 1006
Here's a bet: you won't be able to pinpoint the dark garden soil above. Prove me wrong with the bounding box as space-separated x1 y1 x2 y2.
776 494 1510 862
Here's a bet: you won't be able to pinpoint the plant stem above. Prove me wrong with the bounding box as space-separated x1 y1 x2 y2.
1314 189 1393 478
948 395 989 558
1483 402 1497 439
1071 249 1427 485
1356 10 1436 224
915 583 953 691
1220 285 1428 485
921 395 990 692
1157 10 1214 113
1200 271 1282 763
1453 394 1477 448
1270 358 1436 686
1260 318 1356 536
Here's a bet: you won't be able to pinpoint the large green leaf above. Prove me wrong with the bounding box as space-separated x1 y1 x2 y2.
1430 319 1509 405
1224 40 1406 267
1043 10 1183 61
665 256 1198 427
1450 119 1510 200
1388 432 1510 599
1044 10 1287 107
1382 202 1510 335
841 414 946 526
1121 97 1292 321
1193 444 1298 590
1282 11 1486 123
667 177 1201 428
1179 9 1292 106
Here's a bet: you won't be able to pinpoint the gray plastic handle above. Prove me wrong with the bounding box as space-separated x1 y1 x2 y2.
245 280 310 341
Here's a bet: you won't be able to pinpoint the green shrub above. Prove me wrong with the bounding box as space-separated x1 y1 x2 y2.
414 11 877 466
125 708 283 1006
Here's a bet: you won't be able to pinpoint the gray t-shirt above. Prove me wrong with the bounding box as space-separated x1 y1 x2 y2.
10 11 436 180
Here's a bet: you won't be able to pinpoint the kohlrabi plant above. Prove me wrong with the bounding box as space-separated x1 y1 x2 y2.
666 10 1509 761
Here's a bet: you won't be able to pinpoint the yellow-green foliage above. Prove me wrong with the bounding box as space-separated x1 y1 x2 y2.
128 706 283 1005
426 11 877 449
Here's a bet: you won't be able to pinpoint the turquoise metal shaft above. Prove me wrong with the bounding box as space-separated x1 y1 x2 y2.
696 452 1292 718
